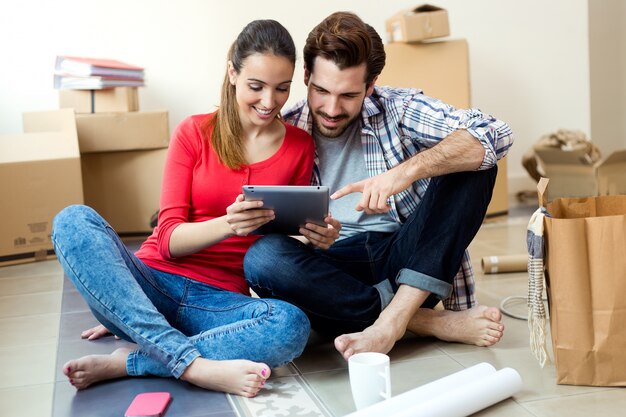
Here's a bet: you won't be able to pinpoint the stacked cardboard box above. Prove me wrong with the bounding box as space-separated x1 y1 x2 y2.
379 5 508 217
60 87 169 235
0 110 84 266
385 4 450 43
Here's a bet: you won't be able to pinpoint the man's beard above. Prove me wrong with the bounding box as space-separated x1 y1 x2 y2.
312 110 359 138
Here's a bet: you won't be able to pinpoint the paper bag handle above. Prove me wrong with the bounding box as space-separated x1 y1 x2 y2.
537 177 549 208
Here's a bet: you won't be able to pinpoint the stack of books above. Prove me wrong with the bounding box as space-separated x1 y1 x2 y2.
54 56 145 89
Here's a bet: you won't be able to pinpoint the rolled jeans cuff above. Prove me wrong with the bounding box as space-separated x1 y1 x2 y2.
396 268 452 300
374 280 395 310
127 347 201 379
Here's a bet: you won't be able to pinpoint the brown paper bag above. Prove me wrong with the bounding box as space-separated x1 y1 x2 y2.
539 179 626 386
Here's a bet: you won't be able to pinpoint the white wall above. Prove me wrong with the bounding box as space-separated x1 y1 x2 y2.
0 0 596 196
589 0 626 155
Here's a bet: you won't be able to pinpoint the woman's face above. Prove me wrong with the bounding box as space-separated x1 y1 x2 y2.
228 53 294 129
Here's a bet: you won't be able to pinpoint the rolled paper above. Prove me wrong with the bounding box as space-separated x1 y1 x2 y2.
393 368 522 417
344 363 496 417
481 254 528 274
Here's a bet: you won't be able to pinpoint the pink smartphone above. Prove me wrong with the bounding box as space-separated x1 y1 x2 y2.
124 392 171 417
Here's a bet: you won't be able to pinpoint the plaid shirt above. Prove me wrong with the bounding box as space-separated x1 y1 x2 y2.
283 86 513 311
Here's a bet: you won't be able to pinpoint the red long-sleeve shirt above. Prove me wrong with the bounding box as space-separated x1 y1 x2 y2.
135 113 314 294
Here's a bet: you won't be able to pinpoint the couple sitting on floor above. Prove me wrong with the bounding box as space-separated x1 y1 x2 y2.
52 12 513 398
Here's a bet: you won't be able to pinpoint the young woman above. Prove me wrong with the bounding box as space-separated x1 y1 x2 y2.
52 19 315 398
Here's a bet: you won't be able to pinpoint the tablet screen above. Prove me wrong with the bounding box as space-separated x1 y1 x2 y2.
242 185 329 235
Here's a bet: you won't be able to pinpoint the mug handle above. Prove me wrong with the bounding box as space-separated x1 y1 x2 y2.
378 365 391 400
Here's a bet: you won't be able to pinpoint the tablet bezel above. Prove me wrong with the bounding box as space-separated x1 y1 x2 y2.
242 185 329 235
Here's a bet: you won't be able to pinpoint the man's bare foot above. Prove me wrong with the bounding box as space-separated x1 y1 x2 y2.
334 322 399 360
180 357 270 398
408 305 504 346
63 348 130 389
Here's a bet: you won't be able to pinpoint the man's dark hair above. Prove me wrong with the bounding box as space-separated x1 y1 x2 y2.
303 11 386 86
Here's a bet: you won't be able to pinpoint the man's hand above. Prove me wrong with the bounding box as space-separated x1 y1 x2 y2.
299 214 341 250
331 165 412 214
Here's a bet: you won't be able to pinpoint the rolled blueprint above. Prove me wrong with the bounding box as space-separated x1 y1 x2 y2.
394 368 523 417
481 254 528 274
343 363 496 417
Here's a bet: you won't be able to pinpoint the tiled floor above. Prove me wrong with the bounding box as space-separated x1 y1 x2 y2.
1 204 625 416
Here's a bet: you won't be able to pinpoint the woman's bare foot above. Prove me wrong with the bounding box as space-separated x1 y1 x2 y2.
180 357 270 398
408 305 504 346
63 348 130 389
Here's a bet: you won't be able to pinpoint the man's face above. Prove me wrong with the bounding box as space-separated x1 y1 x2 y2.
305 57 375 138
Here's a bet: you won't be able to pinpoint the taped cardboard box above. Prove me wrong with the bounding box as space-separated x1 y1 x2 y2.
59 87 139 113
386 4 449 43
76 110 169 153
378 39 508 216
0 109 83 266
81 148 166 235
535 147 626 202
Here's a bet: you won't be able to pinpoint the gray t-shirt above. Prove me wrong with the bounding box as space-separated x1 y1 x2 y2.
314 121 400 240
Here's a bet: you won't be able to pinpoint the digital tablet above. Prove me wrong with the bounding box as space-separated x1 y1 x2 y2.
242 185 329 235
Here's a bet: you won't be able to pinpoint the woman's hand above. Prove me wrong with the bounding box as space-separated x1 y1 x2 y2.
300 214 341 250
225 194 275 237
81 324 119 341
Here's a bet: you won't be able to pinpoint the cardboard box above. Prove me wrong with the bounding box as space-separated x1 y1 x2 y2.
379 40 470 107
378 39 508 216
81 148 167 235
386 4 449 43
535 147 626 201
59 87 139 113
76 110 169 153
0 109 83 266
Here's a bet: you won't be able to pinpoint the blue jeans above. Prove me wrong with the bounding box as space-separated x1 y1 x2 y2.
244 168 496 337
51 205 310 379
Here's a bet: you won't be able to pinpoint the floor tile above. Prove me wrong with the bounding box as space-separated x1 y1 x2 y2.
0 291 62 318
448 347 610 403
470 399 537 416
0 273 63 296
302 368 354 416
0 342 57 388
270 362 301 378
521 389 626 417
0 313 60 347
293 335 349 374
0 383 54 417
0 259 63 279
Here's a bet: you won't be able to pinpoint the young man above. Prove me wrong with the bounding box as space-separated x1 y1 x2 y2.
244 12 514 360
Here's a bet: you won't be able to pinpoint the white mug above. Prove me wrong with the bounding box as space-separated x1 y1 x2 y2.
348 352 392 410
